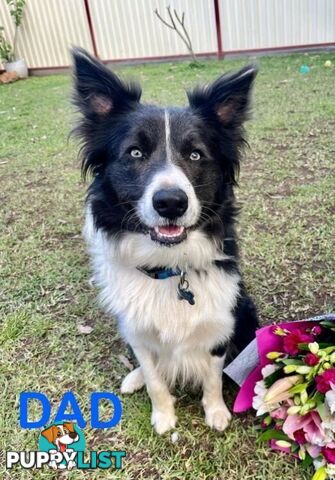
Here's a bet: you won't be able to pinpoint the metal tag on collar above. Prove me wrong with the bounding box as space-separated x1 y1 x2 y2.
177 270 195 306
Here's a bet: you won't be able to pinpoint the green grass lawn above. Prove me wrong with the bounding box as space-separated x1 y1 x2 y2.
0 52 334 479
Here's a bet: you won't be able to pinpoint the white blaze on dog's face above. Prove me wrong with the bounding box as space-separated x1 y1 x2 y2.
137 110 201 245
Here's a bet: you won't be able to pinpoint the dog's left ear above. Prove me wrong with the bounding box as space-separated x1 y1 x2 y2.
187 65 257 127
72 47 142 119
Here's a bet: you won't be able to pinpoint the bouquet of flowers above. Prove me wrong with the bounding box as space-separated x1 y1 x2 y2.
224 314 335 480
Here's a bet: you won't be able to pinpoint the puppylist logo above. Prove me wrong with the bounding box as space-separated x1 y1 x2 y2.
6 392 126 471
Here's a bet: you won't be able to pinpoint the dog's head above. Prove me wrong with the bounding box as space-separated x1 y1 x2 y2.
73 48 257 248
41 422 79 452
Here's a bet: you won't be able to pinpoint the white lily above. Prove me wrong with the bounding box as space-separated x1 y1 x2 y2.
326 463 335 480
313 458 326 471
253 380 267 415
321 399 335 440
252 365 279 416
326 382 335 416
262 364 277 378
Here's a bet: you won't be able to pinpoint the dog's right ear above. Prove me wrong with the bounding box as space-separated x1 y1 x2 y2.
72 47 141 119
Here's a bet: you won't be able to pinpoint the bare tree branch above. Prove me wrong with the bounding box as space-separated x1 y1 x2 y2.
154 6 199 64
154 8 174 30
167 6 177 31
173 8 192 51
173 9 184 27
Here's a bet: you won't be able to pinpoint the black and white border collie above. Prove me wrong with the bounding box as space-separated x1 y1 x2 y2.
72 48 259 434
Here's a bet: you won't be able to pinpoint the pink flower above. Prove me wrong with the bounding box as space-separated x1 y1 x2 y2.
282 329 314 356
305 353 320 366
322 447 335 464
271 406 288 420
311 325 322 336
316 369 335 394
306 444 321 458
293 429 306 445
283 411 325 445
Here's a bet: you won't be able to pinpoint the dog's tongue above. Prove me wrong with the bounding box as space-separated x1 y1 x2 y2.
158 225 184 236
59 442 66 453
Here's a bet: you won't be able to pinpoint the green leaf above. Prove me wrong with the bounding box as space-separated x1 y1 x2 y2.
323 346 335 354
281 359 305 366
316 402 327 420
291 443 300 453
257 429 290 443
299 342 330 351
301 454 313 469
319 343 333 349
289 382 309 394
320 321 335 328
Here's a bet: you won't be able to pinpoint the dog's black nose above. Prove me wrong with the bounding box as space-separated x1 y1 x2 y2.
152 189 188 219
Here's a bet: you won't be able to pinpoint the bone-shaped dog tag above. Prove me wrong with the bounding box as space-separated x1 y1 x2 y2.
177 271 195 305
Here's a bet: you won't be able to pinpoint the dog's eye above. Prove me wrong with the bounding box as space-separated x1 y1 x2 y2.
190 150 202 161
130 148 143 158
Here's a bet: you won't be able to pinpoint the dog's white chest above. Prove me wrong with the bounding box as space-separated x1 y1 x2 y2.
87 231 239 354
113 266 235 345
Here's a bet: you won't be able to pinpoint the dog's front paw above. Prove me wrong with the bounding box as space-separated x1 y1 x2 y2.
204 404 232 431
151 408 177 435
121 367 144 394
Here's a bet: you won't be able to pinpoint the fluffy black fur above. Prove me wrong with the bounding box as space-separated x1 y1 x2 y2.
72 48 259 356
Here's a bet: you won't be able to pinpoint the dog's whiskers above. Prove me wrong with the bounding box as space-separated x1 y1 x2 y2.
120 207 137 231
111 199 134 209
201 200 228 209
201 205 225 229
193 181 217 188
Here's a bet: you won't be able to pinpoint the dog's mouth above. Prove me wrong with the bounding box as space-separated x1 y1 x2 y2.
58 442 67 453
149 225 187 245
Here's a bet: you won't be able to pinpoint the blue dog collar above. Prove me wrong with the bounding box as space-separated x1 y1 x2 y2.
136 266 181 280
136 266 195 305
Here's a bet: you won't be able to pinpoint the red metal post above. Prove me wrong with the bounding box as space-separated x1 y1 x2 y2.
214 0 223 58
83 0 99 58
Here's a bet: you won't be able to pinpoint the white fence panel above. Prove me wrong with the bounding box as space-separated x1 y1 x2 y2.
220 0 335 52
89 0 217 60
1 0 334 70
0 0 93 69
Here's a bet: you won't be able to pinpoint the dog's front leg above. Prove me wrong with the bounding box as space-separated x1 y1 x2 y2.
202 354 232 431
132 345 177 434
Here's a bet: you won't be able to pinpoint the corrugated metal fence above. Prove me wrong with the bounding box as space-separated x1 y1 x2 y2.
220 0 335 52
1 0 334 71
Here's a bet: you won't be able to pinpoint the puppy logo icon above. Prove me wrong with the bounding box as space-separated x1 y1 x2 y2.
39 422 85 470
